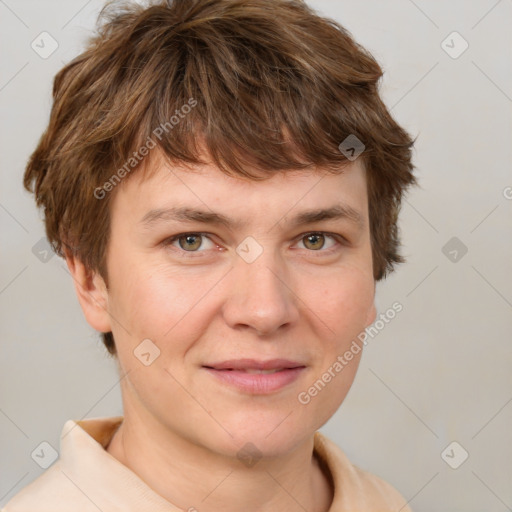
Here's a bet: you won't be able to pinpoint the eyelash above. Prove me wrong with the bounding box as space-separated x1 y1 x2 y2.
161 231 347 258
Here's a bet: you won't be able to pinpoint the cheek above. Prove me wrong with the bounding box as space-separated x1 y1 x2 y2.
298 268 373 427
306 265 374 343
109 261 217 343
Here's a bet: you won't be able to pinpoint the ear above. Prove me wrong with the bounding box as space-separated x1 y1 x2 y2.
365 280 377 327
64 250 112 333
365 301 377 327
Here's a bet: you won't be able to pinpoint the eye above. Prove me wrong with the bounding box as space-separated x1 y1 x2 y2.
163 233 216 254
296 232 340 253
162 231 345 258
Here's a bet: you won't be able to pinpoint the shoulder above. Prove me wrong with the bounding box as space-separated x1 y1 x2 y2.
1 460 100 512
2 418 123 512
313 431 412 511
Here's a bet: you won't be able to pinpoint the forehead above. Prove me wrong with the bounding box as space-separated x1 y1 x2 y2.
112 154 369 229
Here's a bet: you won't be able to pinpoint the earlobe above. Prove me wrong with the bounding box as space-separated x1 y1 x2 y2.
64 250 112 333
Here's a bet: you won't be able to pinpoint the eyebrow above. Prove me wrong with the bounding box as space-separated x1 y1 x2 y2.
139 204 365 231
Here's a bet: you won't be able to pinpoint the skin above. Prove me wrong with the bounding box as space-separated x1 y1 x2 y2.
65 151 377 512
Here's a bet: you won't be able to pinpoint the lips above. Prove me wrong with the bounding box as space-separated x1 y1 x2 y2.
203 358 305 372
202 359 307 394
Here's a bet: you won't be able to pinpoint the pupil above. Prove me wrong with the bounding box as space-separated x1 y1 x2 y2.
180 235 201 251
307 234 324 250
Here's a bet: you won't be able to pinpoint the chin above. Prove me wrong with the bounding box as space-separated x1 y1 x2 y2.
210 413 312 458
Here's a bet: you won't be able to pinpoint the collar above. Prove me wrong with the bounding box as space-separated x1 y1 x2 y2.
60 417 182 511
62 416 405 511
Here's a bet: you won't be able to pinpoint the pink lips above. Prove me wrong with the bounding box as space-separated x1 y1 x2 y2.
205 358 304 371
203 358 306 394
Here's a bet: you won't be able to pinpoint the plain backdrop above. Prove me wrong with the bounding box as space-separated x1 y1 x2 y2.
1 1 511 510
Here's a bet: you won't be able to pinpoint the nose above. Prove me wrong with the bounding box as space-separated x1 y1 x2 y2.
221 249 300 337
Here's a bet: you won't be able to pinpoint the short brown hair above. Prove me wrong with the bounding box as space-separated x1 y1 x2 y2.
24 0 417 356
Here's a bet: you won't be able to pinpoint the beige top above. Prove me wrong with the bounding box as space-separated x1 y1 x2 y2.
2 417 412 511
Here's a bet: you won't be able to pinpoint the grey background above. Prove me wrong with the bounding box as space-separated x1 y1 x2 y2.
1 0 511 510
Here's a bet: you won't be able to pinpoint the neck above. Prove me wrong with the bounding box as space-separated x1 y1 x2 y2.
106 414 333 512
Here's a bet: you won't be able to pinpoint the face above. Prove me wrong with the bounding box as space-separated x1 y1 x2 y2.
78 153 376 458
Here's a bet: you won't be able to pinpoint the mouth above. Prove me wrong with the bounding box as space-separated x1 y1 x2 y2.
202 359 306 394
208 368 290 374
203 358 305 372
